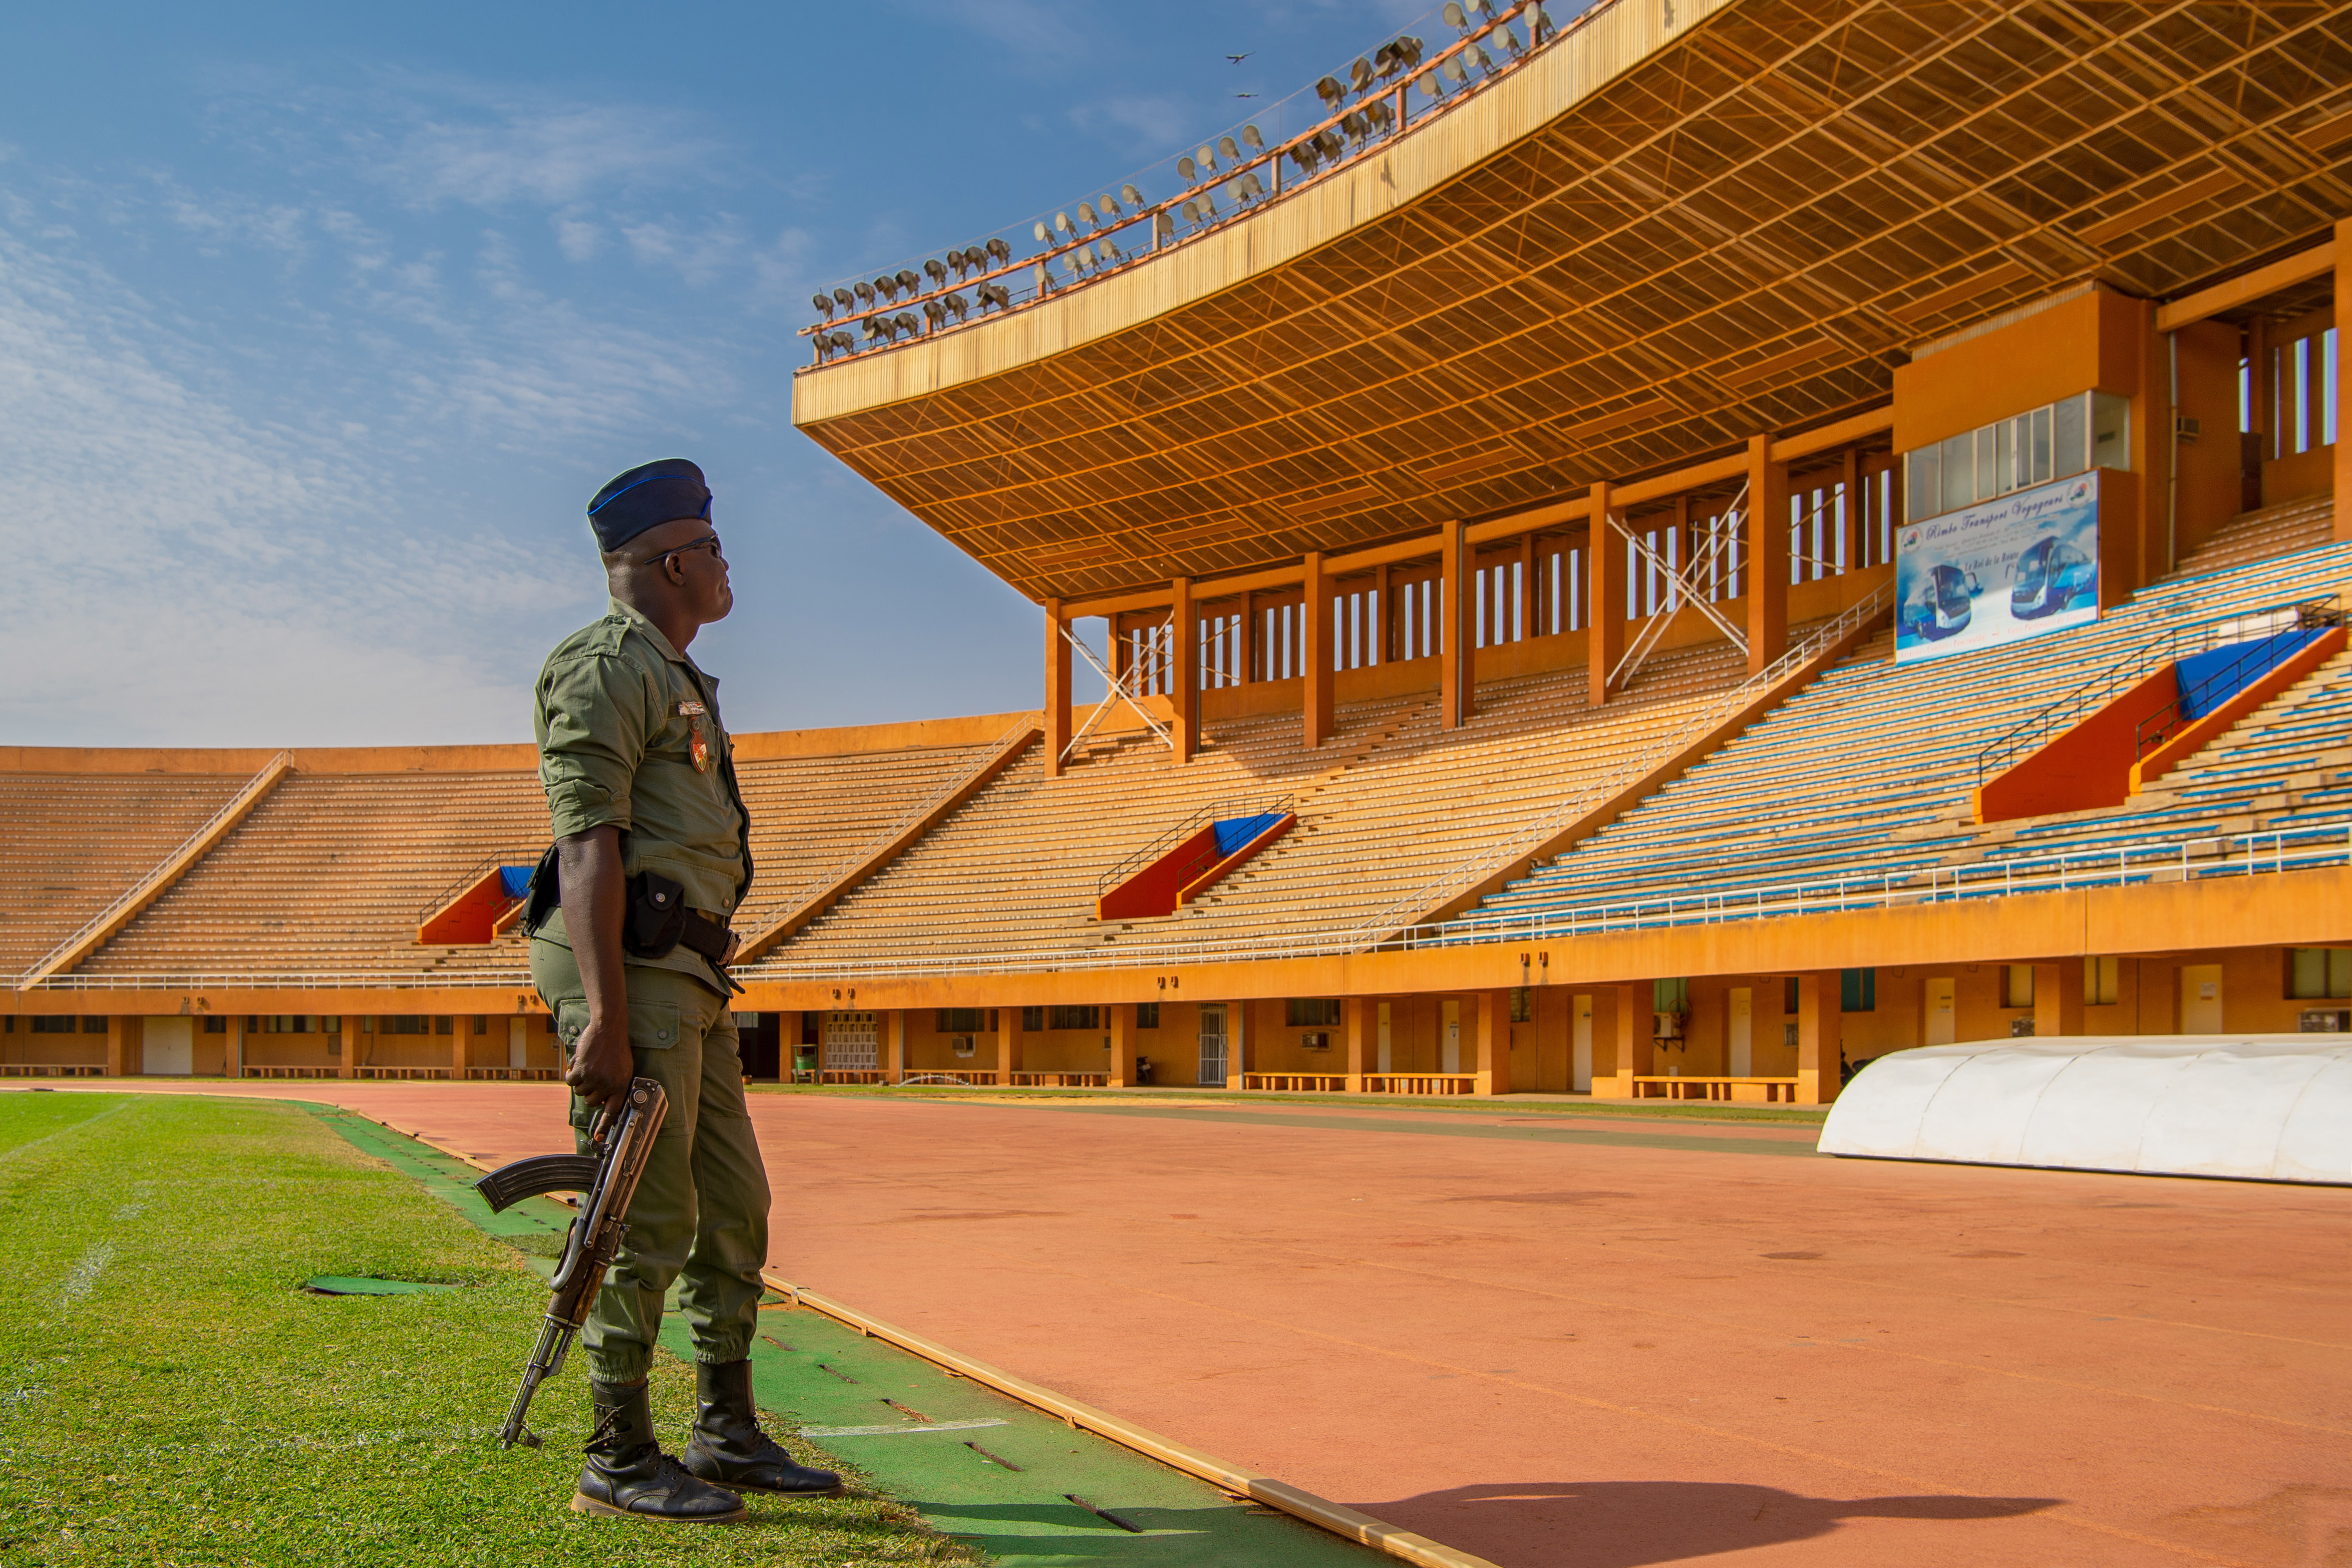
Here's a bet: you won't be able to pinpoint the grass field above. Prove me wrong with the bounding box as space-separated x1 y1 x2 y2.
0 1090 970 1568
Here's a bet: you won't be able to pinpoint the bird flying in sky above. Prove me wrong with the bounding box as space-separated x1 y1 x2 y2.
1226 52 1253 63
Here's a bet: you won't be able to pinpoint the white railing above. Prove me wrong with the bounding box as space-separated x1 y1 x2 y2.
24 822 2350 991
14 751 293 990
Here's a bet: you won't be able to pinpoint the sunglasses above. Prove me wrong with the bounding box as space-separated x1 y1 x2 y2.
643 533 723 568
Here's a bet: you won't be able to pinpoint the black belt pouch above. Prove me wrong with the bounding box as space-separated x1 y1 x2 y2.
622 870 690 958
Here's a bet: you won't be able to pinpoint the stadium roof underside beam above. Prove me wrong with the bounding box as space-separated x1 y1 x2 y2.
792 0 2352 608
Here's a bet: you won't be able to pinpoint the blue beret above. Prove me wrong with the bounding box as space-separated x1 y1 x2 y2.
587 458 711 552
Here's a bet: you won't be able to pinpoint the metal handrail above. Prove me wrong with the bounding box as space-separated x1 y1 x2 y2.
415 853 539 926
1094 795 1292 902
752 718 1040 928
1337 579 1893 946
1974 597 2334 787
797 0 1576 366
13 750 292 987
24 821 2352 991
2133 600 2346 760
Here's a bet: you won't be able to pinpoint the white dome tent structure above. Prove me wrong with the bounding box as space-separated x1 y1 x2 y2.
1818 1037 2352 1186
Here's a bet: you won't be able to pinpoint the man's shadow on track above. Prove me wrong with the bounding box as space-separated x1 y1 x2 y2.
1364 1480 2058 1567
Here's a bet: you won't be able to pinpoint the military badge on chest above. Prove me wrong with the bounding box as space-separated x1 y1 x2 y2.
678 699 712 773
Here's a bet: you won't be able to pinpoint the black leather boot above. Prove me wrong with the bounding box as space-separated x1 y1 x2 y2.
680 1359 843 1496
573 1378 748 1522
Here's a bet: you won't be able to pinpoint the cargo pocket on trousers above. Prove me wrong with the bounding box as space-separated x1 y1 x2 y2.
629 998 681 1049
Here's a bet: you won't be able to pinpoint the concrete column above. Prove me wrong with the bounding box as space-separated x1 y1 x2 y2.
1609 980 1649 1097
1377 565 1395 663
1225 999 1249 1091
342 1017 360 1079
1588 483 1623 708
1440 519 1473 727
1343 996 1369 1093
1474 990 1512 1096
105 1017 127 1077
2337 216 2352 538
1839 450 1860 571
885 1009 905 1084
2031 960 2084 1039
1747 434 1789 673
1797 972 1842 1105
1518 533 1538 641
231 1015 247 1080
1001 1005 1024 1079
1303 551 1335 747
1171 577 1198 762
1107 1003 1137 1087
1044 598 1071 778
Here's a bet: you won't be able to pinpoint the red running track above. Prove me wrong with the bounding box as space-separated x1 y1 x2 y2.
49 1080 2352 1568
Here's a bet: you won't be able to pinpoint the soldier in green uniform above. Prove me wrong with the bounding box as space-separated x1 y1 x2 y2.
528 457 839 1522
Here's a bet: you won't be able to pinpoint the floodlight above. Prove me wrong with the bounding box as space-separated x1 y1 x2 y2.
1238 172 1265 201
1315 74 1344 108
1121 183 1144 206
1178 154 1198 183
1358 52 1381 88
1054 211 1075 236
1154 211 1176 241
1032 261 1052 294
1470 42 1494 71
1498 21 1524 54
1442 56 1468 86
876 275 899 301
1077 243 1096 269
1398 35 1425 67
895 268 920 293
812 293 833 319
924 258 948 286
1098 192 1122 220
1034 221 1051 244
1241 125 1264 152
1078 201 1098 230
1342 110 1368 145
1217 135 1240 163
985 237 1011 264
1417 70 1443 99
1530 3 1555 41
1197 143 1218 171
1315 128 1345 159
946 292 970 321
1366 99 1395 131
1443 1 1466 27
834 287 855 311
854 281 875 306
1181 199 1201 225
1100 236 1123 262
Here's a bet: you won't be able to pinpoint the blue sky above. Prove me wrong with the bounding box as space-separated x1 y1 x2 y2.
0 0 1448 747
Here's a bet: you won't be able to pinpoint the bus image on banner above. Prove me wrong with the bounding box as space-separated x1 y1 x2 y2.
1894 471 2099 665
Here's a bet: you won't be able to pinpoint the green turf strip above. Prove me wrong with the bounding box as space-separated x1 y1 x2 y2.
0 1089 971 1567
292 1101 1381 1563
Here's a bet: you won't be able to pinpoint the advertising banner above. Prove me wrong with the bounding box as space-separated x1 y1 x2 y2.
1894 471 2099 665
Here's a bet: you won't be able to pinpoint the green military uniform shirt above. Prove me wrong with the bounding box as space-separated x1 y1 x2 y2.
532 598 753 989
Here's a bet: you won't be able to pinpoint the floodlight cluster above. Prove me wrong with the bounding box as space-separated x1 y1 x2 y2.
803 0 1564 365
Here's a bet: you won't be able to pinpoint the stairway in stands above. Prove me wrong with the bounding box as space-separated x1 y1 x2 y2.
1460 499 2352 927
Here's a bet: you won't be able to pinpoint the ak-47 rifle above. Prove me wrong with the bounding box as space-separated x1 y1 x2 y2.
474 1076 668 1449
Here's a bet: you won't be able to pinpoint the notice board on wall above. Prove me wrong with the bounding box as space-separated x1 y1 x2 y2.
1894 471 2100 665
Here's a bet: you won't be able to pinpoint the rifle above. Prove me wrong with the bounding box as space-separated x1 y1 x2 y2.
473 1076 669 1449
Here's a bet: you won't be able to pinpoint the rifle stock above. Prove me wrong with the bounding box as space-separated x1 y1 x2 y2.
476 1076 668 1450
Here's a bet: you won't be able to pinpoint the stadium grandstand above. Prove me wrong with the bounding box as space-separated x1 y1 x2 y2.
10 0 2352 1112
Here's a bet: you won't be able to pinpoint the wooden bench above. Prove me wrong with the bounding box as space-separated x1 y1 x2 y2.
1361 1073 1478 1095
1007 1071 1108 1088
1242 1072 1348 1092
1633 1074 1801 1102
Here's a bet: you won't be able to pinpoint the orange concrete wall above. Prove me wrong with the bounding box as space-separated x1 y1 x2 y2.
2173 317 2249 565
1976 666 2176 823
1895 289 2144 453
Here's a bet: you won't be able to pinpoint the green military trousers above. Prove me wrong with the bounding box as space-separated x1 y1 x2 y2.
529 938 769 1384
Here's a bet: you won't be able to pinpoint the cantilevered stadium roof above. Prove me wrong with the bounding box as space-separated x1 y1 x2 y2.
792 0 2352 605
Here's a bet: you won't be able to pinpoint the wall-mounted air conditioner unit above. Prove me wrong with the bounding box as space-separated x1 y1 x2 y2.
1300 1031 1331 1049
2300 1009 2350 1033
1653 1011 1685 1041
949 1033 977 1057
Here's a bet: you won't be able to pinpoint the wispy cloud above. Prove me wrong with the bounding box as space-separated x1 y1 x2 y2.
366 93 721 211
